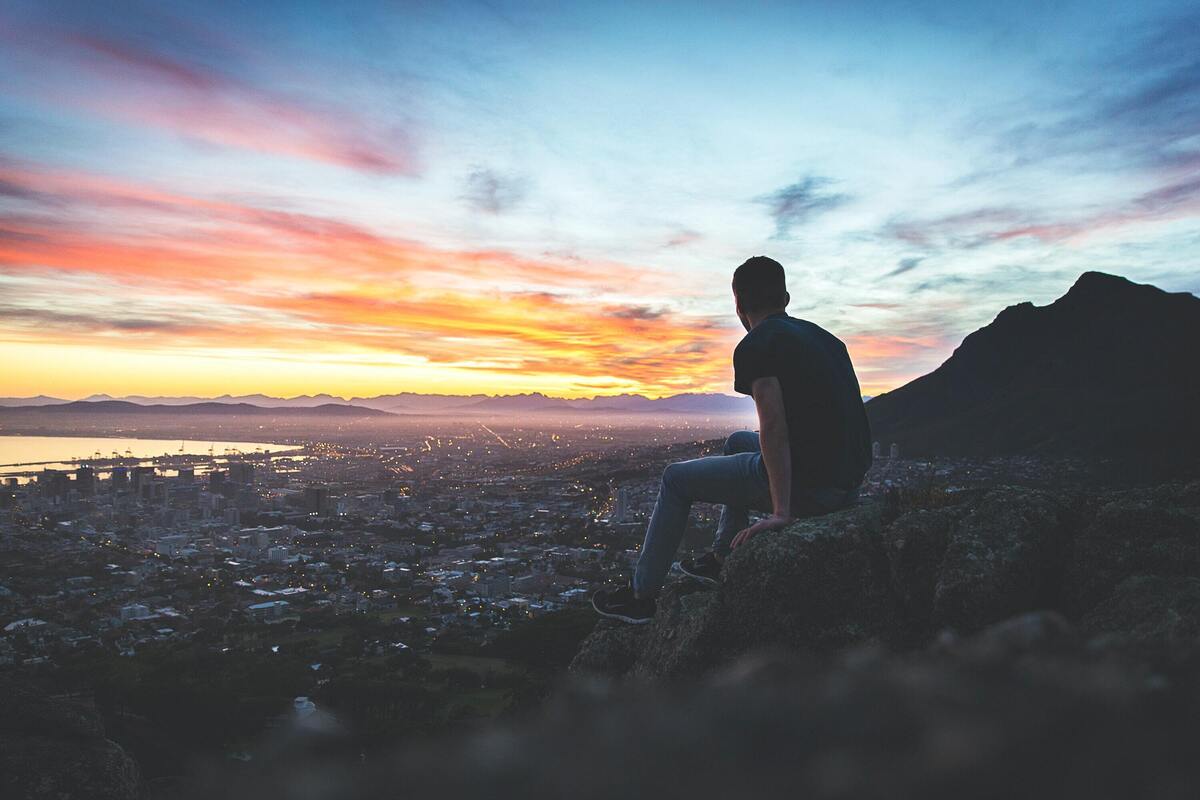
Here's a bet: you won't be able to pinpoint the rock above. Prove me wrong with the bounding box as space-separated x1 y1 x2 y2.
0 679 142 800
572 502 896 679
1066 496 1200 616
883 505 966 636
947 610 1076 660
931 487 1071 633
1081 575 1200 645
716 502 895 653
572 482 1200 682
569 619 647 676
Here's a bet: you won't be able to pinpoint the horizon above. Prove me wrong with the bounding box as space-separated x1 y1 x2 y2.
3 1 1199 400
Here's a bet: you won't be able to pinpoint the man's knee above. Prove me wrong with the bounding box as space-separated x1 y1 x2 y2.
661 460 686 490
724 430 758 455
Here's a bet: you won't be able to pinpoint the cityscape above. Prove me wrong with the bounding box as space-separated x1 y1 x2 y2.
0 415 1096 678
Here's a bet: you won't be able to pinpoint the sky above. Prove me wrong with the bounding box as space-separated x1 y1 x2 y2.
1 0 1198 400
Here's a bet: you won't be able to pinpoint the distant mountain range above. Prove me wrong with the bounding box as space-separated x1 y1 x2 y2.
0 400 392 417
865 271 1200 468
0 391 759 416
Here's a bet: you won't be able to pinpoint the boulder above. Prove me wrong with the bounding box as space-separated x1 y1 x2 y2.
572 502 896 679
930 487 1071 633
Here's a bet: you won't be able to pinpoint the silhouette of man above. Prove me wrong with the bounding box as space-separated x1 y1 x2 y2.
593 256 872 623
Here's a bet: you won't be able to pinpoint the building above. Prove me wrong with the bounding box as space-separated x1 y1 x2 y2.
155 534 188 558
613 486 630 523
227 461 255 485
871 441 881 459
119 604 151 621
479 574 511 598
75 466 96 496
304 486 329 515
130 466 156 496
247 600 290 621
889 442 900 459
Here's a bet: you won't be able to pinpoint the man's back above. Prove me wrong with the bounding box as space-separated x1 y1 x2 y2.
733 313 872 490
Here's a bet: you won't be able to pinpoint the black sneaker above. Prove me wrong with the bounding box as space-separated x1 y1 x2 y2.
592 584 655 624
678 551 722 586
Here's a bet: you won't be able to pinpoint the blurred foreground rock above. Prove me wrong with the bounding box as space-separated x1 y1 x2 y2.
0 678 143 800
187 611 1200 800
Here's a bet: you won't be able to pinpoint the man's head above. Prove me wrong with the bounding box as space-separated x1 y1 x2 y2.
732 256 789 331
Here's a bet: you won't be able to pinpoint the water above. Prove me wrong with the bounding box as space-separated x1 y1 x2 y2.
0 435 292 481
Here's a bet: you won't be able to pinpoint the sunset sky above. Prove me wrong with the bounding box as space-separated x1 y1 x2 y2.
1 0 1198 400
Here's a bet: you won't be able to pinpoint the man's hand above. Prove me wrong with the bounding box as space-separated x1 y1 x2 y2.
731 513 795 549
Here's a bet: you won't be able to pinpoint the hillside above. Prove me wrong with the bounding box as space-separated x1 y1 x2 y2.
865 272 1200 470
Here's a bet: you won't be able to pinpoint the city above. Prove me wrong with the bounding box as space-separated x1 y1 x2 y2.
0 417 1100 690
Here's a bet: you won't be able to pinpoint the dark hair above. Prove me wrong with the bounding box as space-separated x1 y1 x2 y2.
732 256 787 313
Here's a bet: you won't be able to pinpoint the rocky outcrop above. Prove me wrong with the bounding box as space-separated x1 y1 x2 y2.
574 502 896 678
0 679 143 800
572 481 1200 679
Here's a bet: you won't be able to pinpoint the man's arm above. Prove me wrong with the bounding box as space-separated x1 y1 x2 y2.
731 376 795 549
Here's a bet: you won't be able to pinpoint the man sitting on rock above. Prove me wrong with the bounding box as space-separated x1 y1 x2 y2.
593 256 873 624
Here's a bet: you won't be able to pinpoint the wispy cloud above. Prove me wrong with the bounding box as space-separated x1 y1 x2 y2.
883 256 925 278
3 18 418 175
463 167 528 214
758 176 850 238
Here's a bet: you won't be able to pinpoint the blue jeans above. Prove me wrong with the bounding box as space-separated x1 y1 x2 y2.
632 431 858 596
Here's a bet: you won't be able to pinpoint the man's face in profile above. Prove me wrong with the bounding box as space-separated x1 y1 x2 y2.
734 291 751 332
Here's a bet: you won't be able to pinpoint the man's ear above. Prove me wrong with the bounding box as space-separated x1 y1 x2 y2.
781 291 790 308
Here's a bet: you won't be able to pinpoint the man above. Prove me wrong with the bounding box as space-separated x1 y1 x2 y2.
593 256 872 624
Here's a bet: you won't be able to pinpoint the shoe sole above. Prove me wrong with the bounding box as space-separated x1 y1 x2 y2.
678 564 720 587
592 598 653 625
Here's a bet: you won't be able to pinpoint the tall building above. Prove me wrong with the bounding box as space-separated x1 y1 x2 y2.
39 469 70 500
871 441 881 459
130 466 156 497
613 486 630 523
227 461 255 485
75 466 95 496
110 466 128 491
304 486 329 515
176 466 195 483
889 442 900 459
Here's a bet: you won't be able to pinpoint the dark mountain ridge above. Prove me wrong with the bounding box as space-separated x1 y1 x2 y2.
865 271 1200 470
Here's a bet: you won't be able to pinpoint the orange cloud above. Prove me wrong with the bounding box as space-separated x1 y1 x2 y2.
0 160 741 398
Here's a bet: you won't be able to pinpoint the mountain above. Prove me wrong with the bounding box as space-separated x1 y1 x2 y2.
461 392 573 412
0 395 69 406
865 271 1200 469
6 401 392 417
349 393 486 412
2 391 754 414
79 393 353 407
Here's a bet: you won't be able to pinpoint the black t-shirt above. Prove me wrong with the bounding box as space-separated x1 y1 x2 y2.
733 313 872 491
